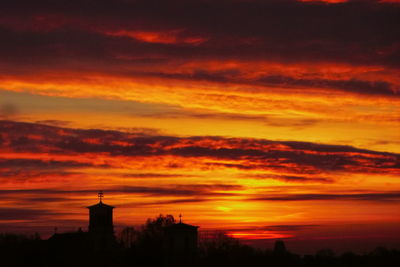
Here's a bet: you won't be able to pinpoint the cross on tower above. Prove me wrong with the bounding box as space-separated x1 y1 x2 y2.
98 191 104 202
179 213 182 223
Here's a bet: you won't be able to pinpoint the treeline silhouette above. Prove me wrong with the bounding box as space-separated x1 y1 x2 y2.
1 215 399 267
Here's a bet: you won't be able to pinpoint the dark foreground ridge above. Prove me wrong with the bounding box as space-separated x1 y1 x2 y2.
1 230 400 267
1 193 399 267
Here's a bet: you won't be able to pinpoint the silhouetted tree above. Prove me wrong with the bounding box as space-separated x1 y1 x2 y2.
199 230 240 253
316 249 337 267
0 233 45 266
123 214 175 266
2 230 400 267
340 251 364 267
198 231 261 267
273 239 287 254
118 226 138 248
366 247 400 267
136 214 175 245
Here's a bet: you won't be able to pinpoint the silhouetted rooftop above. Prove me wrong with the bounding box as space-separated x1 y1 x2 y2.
86 201 114 209
48 231 88 243
164 222 199 230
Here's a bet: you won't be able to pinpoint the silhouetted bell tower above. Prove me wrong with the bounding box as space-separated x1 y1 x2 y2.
87 191 114 235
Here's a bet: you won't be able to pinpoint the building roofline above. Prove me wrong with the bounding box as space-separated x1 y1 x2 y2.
86 201 115 209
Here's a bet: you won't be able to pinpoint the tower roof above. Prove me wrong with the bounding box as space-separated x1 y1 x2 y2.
87 201 114 209
87 191 114 209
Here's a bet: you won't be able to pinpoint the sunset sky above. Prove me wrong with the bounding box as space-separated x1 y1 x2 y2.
0 0 399 253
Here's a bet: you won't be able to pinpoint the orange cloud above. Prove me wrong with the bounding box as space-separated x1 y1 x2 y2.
106 30 207 45
0 0 399 249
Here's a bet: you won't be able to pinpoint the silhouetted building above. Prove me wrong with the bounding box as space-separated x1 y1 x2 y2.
86 191 116 250
163 215 199 264
49 191 116 251
87 200 114 235
48 229 89 251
